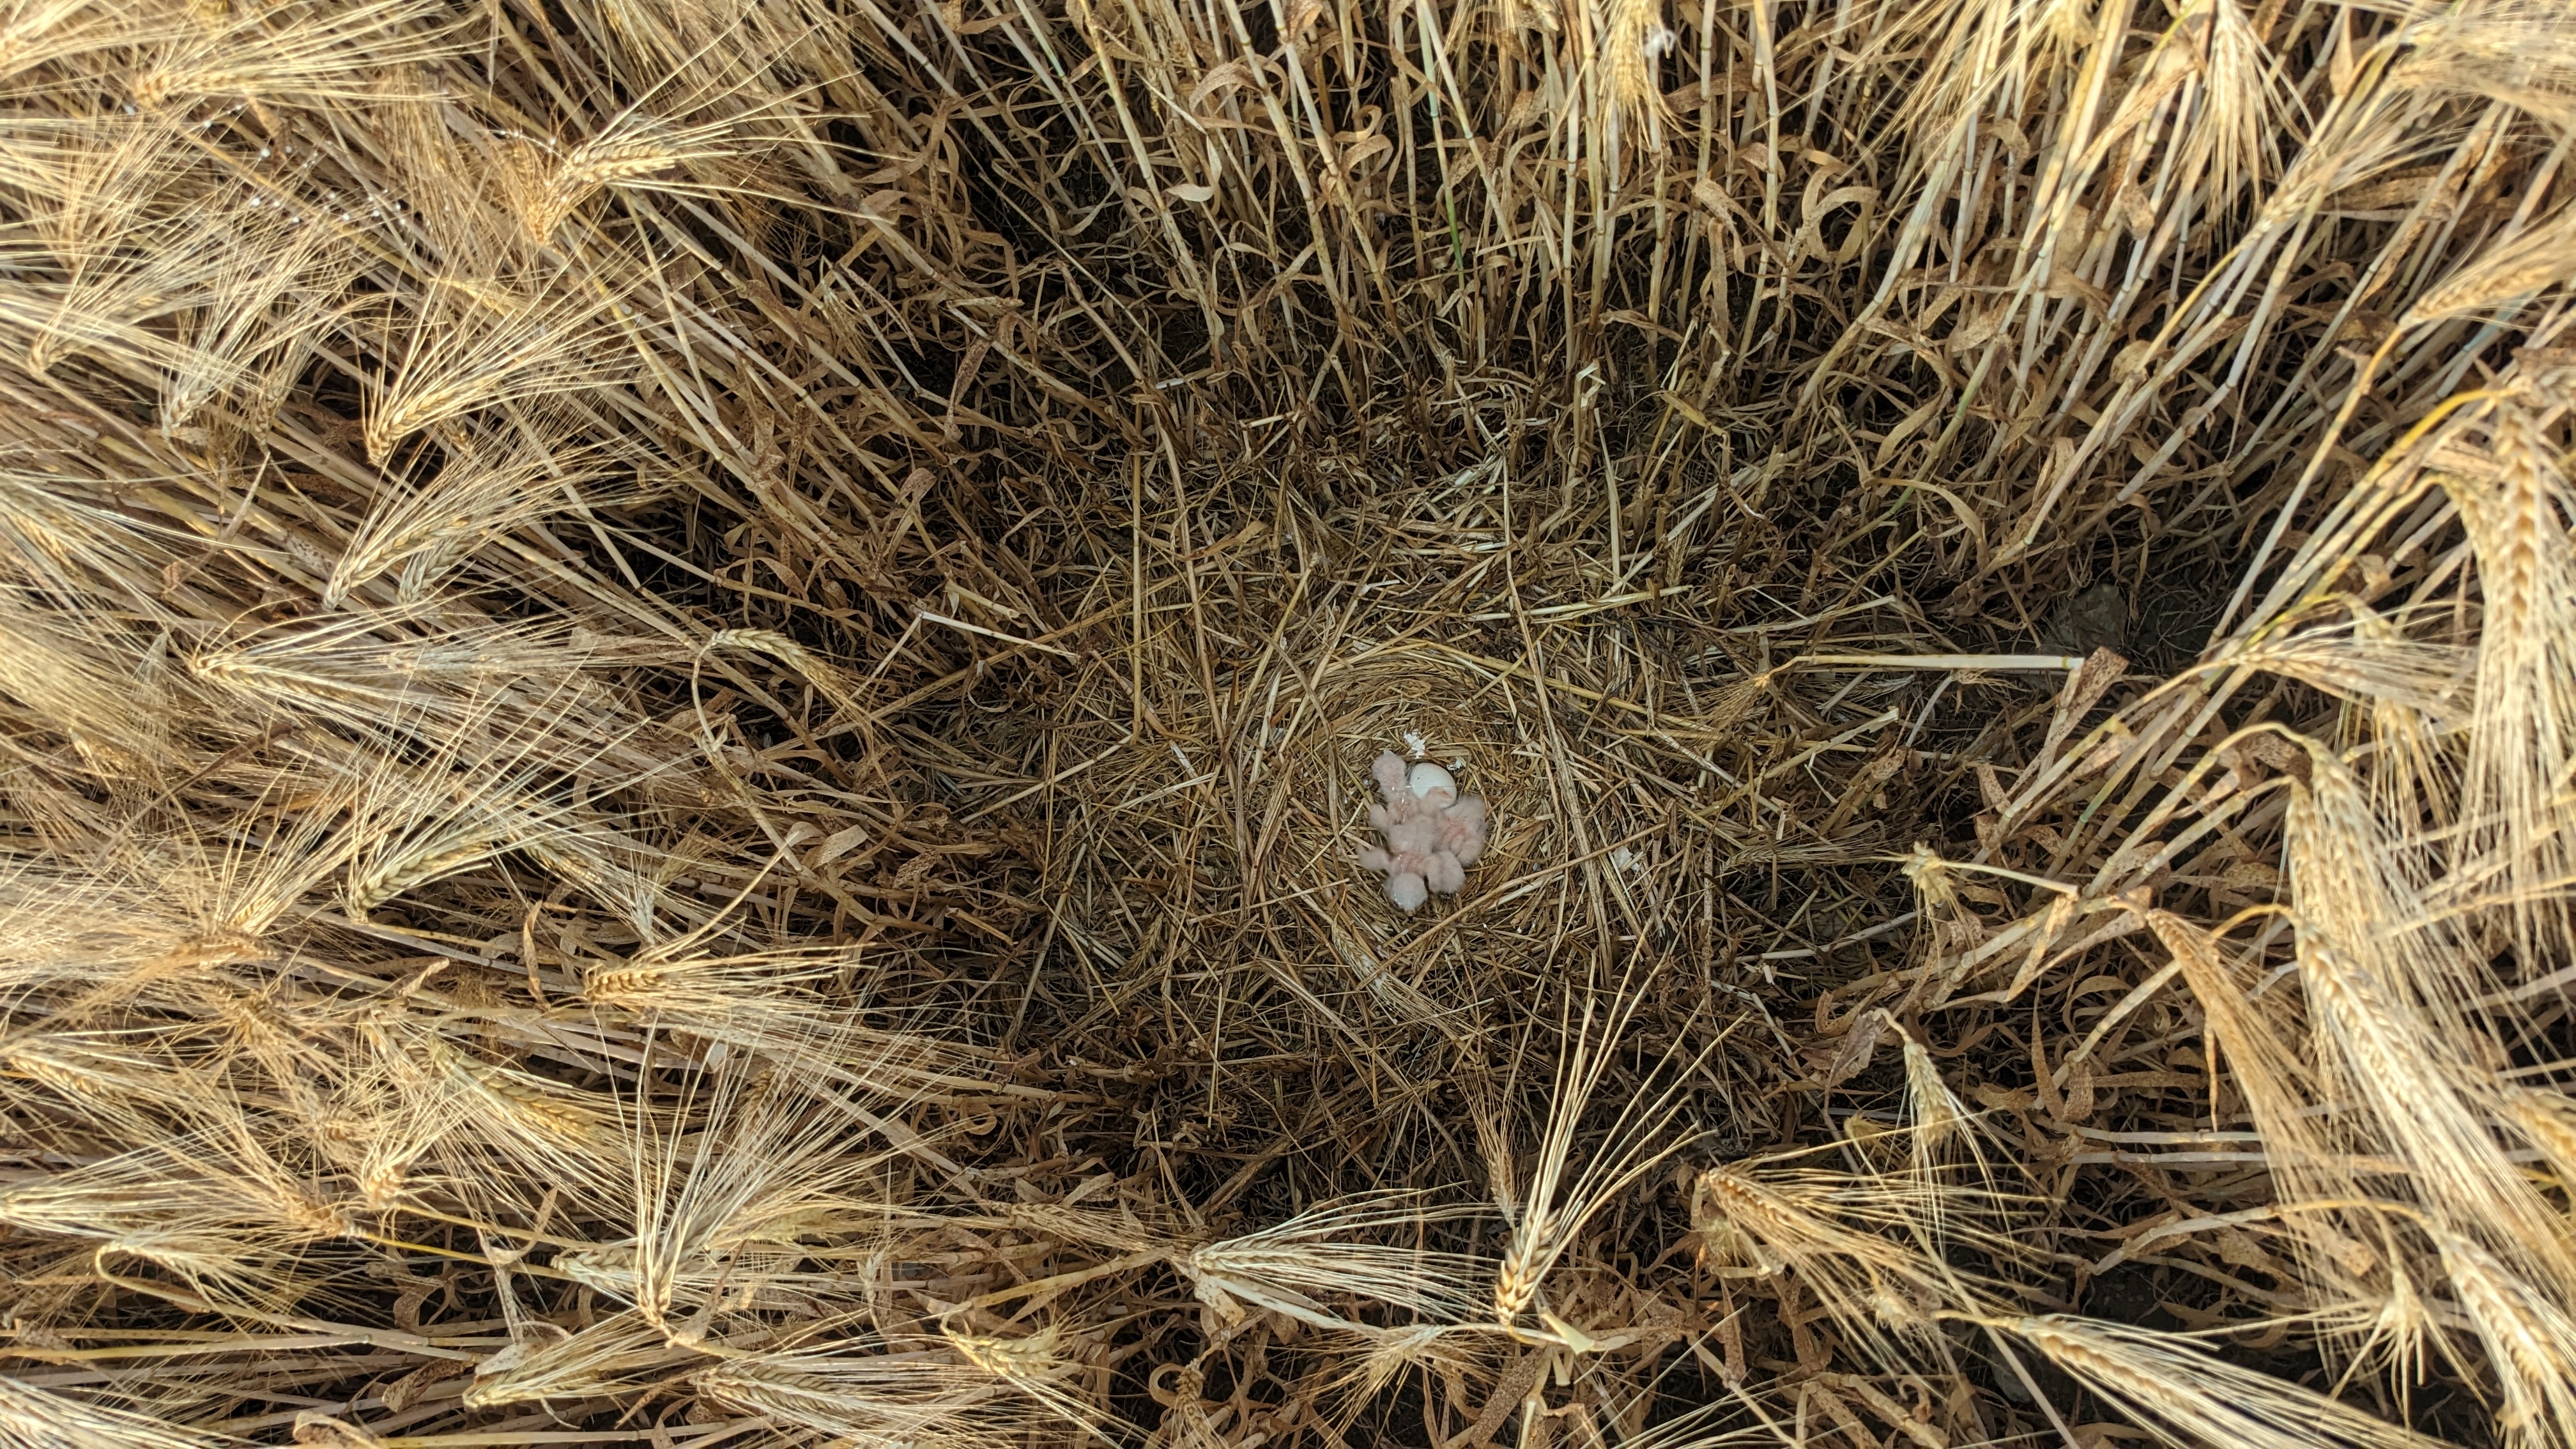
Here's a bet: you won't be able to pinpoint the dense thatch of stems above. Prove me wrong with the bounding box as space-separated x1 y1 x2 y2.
1 0 2573 1445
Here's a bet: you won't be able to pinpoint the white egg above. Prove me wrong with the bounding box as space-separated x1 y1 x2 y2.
1407 762 1457 801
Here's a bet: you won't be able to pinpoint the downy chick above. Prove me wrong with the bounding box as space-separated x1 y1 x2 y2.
1357 749 1488 912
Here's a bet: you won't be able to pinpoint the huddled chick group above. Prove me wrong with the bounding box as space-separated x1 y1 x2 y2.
1357 749 1488 912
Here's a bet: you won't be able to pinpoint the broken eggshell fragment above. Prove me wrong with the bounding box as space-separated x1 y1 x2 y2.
1356 749 1488 912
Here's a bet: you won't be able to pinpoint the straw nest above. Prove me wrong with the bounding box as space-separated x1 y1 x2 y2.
4 1 2576 1448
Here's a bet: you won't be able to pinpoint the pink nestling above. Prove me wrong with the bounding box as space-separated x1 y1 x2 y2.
1356 749 1489 912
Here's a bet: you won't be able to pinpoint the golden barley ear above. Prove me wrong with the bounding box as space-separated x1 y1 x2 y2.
2434 402 2576 973
939 1321 1117 1441
1994 1313 2444 1449
359 271 639 464
0 1373 241 1448
459 1309 677 1407
126 1 462 111
696 1337 1034 1446
1176 1189 1489 1333
498 112 757 247
614 1039 921 1344
1690 1149 2018 1376
2274 728 2576 1288
326 411 636 608
1491 959 1722 1338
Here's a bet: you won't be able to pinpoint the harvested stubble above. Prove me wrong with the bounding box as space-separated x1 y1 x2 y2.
1 1 2575 1446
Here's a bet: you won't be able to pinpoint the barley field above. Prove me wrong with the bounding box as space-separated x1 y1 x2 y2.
2 1 2574 1446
